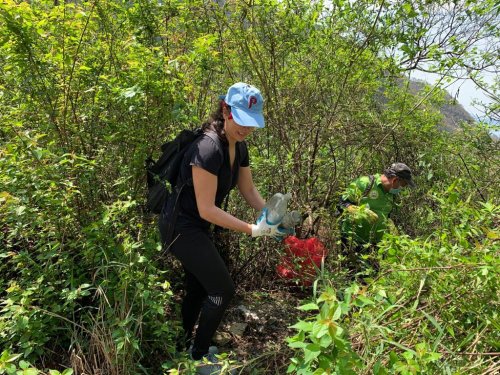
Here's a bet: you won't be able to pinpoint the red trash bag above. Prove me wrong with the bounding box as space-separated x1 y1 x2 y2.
276 236 328 285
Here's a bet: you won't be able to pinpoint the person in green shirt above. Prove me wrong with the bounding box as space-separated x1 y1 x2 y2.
338 163 415 274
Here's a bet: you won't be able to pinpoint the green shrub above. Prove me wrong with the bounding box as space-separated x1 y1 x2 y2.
287 191 499 374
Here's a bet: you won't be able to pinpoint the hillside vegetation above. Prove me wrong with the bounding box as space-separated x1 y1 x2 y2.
0 1 498 374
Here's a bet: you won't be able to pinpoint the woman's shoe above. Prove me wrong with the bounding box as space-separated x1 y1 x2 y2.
195 353 222 375
188 345 219 356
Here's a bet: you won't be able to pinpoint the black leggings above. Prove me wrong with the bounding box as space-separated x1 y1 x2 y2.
167 227 235 359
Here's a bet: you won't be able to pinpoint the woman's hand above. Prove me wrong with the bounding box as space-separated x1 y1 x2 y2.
251 208 287 237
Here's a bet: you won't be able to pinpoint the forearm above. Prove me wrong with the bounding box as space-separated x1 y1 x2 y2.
199 205 253 235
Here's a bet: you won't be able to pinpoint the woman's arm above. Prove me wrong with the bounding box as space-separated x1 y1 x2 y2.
192 165 253 235
237 166 266 211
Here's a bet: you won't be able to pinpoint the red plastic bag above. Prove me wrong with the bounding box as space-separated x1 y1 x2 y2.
276 236 328 285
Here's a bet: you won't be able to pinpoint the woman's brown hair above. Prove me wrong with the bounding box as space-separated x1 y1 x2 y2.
201 100 227 142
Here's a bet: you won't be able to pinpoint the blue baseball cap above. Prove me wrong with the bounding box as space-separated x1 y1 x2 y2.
220 82 265 128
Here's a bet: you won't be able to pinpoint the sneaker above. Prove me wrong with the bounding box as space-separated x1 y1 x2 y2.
195 353 222 375
188 344 219 356
189 347 237 375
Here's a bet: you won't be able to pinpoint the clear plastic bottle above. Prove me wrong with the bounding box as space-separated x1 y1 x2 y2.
281 210 301 229
264 193 292 225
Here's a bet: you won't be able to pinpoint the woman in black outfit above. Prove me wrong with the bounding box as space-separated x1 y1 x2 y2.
159 82 283 371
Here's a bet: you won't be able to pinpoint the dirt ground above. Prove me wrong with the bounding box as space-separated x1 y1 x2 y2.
212 286 311 373
163 233 328 373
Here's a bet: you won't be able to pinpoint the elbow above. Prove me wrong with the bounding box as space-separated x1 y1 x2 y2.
198 207 210 221
198 205 216 223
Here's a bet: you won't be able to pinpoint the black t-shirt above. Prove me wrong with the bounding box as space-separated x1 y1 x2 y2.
175 131 249 230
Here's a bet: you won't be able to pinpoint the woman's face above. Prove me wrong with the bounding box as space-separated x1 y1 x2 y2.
223 107 255 142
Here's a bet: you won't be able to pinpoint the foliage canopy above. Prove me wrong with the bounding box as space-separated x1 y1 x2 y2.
0 0 498 374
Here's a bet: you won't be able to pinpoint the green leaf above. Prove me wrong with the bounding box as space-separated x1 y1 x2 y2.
384 340 416 356
415 342 427 358
317 288 337 304
33 149 43 160
402 350 414 360
286 363 296 373
298 303 319 311
15 368 40 375
377 290 387 298
0 351 22 363
290 321 313 332
354 295 374 307
15 206 26 216
19 361 29 370
312 319 329 339
318 333 333 348
303 344 321 363
332 305 342 321
421 311 443 334
288 341 308 349
121 85 142 99
425 352 442 362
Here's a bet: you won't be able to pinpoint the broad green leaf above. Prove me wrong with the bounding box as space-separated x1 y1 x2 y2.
303 344 321 363
332 305 342 321
425 352 442 362
298 303 319 311
290 321 313 332
288 341 308 349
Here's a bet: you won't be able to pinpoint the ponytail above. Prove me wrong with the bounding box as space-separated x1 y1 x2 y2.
201 100 227 142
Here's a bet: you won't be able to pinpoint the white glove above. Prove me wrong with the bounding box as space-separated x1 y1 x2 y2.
251 208 286 237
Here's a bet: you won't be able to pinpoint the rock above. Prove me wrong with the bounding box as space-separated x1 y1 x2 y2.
236 305 259 321
228 322 247 337
213 331 232 345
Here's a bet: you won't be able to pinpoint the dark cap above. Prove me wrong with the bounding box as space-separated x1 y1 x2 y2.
384 162 415 187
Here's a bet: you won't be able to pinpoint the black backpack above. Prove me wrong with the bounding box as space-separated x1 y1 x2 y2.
146 129 224 250
145 128 204 214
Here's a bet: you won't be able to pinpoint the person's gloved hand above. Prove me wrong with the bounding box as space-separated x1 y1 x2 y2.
251 208 287 238
365 209 379 224
346 205 360 216
346 205 378 224
273 225 295 241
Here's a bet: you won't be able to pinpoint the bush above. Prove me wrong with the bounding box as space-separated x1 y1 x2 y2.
287 190 499 374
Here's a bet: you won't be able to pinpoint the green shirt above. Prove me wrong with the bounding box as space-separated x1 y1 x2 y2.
340 174 395 244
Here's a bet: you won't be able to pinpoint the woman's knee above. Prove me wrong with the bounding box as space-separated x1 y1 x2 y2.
206 281 235 309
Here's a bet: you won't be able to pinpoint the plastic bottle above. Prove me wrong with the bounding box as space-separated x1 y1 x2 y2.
264 193 292 225
281 210 301 229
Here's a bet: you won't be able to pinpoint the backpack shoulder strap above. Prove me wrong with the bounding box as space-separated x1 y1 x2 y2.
361 175 375 198
204 130 225 158
163 129 214 245
182 130 224 187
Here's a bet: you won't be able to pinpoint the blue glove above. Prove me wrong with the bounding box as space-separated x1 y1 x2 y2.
273 225 295 241
251 208 287 238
